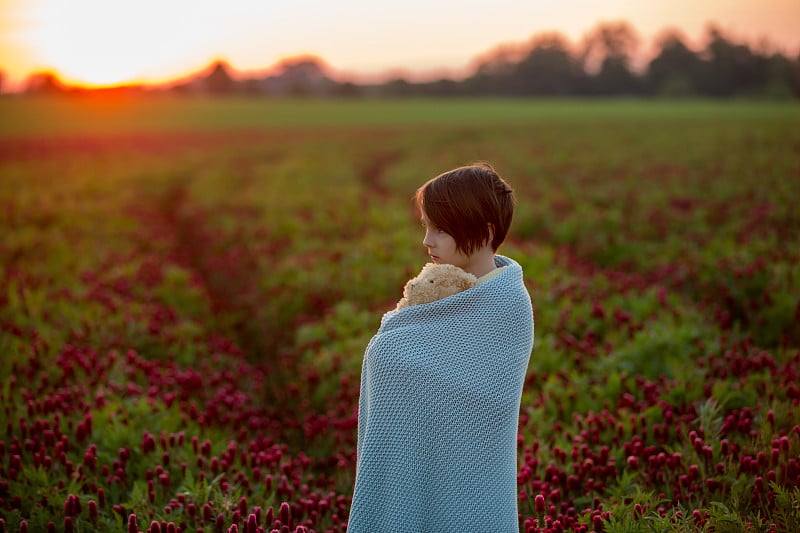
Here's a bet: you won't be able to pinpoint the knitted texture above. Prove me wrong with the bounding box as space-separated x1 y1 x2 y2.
348 255 534 533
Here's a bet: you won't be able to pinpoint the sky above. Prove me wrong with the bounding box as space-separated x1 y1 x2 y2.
1 0 799 90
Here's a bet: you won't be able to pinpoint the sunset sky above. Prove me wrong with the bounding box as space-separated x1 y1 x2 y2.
1 0 799 90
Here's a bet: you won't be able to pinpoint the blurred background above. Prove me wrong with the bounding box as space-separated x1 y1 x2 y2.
2 2 800 532
1 0 799 99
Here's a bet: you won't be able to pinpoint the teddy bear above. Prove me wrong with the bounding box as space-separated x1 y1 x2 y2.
395 263 478 310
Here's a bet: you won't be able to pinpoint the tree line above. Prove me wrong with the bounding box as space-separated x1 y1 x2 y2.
7 22 800 99
391 22 799 99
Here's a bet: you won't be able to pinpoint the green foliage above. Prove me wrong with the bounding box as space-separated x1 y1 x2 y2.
694 398 724 441
1 99 799 532
593 322 704 380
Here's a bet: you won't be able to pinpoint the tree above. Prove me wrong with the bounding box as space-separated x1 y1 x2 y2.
646 30 703 96
262 56 335 96
466 42 526 95
761 53 797 98
332 81 361 98
792 52 800 97
0 70 5 94
204 60 236 95
280 57 329 96
579 21 641 94
380 78 415 97
420 78 461 97
510 33 584 95
699 26 761 97
25 71 65 95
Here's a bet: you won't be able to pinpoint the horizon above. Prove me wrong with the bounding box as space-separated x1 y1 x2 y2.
1 0 799 92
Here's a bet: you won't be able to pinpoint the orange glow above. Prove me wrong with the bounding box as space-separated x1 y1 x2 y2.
1 0 799 91
8 0 225 88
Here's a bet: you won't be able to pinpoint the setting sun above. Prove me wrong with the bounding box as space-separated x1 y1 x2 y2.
11 0 230 87
1 0 799 90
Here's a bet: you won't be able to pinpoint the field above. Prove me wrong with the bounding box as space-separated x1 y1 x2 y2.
1 96 800 532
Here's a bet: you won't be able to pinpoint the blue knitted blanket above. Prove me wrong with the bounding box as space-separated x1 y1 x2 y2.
348 255 534 533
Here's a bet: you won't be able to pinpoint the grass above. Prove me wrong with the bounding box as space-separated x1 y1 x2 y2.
0 95 798 139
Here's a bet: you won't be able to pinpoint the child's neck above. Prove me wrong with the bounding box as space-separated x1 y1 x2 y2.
465 248 497 278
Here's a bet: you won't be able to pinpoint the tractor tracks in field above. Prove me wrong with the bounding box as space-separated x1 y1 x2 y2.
356 150 403 200
126 148 411 371
128 175 291 364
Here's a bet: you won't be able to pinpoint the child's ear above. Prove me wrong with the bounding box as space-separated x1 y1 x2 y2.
486 223 495 245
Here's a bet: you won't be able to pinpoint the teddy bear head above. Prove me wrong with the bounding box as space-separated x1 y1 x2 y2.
395 263 478 310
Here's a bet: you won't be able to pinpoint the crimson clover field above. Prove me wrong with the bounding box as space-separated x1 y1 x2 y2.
1 97 799 532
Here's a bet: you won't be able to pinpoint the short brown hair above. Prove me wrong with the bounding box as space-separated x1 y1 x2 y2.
415 162 515 255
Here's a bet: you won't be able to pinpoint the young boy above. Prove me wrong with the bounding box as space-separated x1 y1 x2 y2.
417 162 515 279
348 162 534 533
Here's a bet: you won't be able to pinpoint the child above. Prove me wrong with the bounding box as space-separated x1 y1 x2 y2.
418 162 514 281
348 162 535 532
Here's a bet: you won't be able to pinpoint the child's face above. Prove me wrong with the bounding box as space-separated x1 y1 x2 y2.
421 212 470 270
